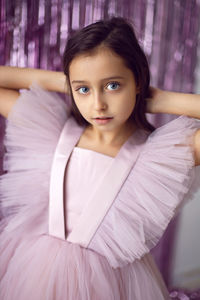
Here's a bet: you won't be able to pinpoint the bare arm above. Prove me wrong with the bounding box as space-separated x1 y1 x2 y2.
146 87 200 119
0 66 69 118
0 66 68 93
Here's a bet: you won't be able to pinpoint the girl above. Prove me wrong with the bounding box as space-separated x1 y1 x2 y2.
0 16 200 300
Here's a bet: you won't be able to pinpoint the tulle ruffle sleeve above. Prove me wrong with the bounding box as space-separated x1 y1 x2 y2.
0 84 69 233
88 115 200 268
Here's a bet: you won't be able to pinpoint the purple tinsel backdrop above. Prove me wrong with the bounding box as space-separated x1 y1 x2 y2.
1 0 200 297
1 0 200 94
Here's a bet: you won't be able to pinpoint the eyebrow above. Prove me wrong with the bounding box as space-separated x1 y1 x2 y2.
71 76 125 84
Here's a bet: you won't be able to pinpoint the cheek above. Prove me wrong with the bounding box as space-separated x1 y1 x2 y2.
126 90 137 110
74 100 89 117
120 94 136 116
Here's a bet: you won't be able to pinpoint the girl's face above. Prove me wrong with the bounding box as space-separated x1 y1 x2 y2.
69 47 139 134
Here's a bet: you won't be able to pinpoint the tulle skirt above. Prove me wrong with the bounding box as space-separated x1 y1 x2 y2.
0 228 170 300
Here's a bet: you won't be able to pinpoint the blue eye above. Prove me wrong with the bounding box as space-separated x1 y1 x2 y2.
77 87 89 94
107 82 120 90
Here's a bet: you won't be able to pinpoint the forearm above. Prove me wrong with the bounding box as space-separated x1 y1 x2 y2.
0 66 68 94
149 88 200 119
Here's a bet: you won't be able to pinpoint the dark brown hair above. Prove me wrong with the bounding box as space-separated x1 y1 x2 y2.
63 16 155 132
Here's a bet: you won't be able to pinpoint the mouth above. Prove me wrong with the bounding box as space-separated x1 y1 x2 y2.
93 117 113 120
92 117 113 125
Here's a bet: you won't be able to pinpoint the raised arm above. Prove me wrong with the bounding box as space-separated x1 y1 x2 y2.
146 87 200 166
146 87 200 119
0 66 68 118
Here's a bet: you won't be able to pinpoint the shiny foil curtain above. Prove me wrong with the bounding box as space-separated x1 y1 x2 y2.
1 0 200 93
1 0 200 296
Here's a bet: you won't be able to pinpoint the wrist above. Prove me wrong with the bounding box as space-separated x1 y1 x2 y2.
154 89 171 114
146 87 167 114
39 71 68 93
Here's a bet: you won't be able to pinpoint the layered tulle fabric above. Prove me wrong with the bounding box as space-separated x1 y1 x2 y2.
88 115 200 268
0 84 199 299
0 230 170 299
0 84 69 234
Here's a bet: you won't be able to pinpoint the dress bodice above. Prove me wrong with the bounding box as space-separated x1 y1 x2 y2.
64 147 113 234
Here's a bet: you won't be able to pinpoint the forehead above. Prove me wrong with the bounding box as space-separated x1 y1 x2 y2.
69 47 132 82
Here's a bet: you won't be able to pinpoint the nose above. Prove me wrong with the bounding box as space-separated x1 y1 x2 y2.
93 91 107 111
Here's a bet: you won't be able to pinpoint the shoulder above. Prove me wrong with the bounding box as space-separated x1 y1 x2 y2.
194 129 200 166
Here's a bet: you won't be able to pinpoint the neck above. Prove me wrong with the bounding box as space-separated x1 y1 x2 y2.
87 121 138 147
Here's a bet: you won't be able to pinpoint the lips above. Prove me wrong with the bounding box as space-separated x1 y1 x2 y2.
93 117 113 125
94 117 113 119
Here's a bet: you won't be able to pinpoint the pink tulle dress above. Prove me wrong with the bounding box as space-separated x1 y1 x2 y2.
0 84 200 300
